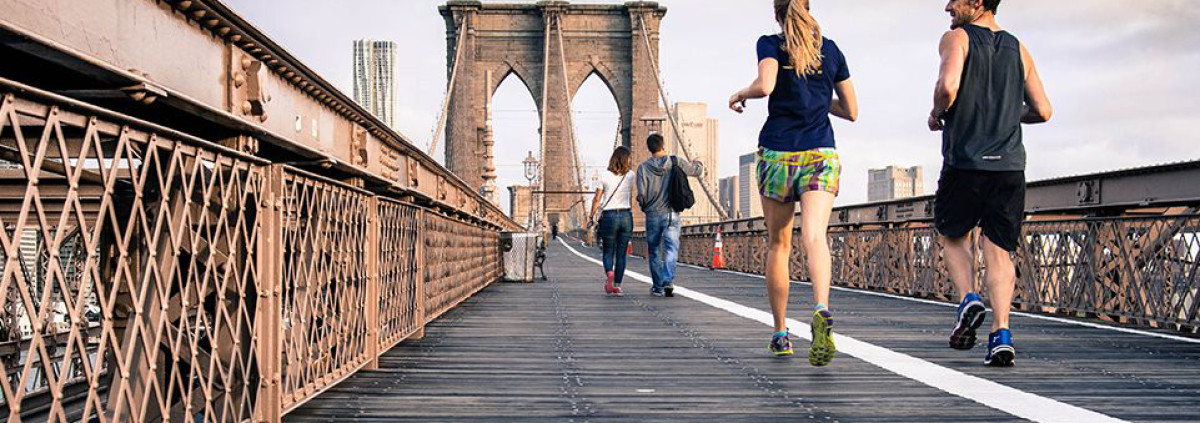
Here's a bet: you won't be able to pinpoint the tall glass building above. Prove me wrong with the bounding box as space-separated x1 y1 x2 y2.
353 39 397 128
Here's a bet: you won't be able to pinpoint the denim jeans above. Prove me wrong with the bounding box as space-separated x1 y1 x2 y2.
598 209 633 284
645 212 681 292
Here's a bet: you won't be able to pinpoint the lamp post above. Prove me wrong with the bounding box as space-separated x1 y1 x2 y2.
522 151 540 230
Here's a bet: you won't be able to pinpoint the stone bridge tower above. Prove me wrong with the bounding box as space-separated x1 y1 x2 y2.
440 1 667 230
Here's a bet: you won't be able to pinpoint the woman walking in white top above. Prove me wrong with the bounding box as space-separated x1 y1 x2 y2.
589 147 635 296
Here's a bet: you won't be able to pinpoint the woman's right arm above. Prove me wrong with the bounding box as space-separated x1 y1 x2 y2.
729 58 779 113
589 188 604 223
830 78 858 122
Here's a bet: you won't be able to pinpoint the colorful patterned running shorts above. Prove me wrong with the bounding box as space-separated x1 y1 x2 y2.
757 147 841 202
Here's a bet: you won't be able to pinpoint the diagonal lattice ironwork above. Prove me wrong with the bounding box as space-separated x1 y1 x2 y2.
667 216 1200 332
0 83 507 422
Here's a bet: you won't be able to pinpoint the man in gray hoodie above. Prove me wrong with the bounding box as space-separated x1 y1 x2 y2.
636 133 705 297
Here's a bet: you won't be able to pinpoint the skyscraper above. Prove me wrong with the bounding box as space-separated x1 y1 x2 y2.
738 152 763 219
868 166 925 202
719 176 739 220
353 40 397 128
664 102 721 225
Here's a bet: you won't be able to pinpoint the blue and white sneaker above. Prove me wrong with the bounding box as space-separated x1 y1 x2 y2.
984 329 1016 367
950 293 987 350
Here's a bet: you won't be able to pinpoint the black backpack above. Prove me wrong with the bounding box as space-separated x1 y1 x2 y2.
667 156 695 213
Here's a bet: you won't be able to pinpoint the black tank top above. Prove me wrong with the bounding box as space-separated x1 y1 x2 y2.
943 24 1026 172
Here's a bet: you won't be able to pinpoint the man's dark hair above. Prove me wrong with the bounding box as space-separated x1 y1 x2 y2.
983 0 1001 14
646 133 665 153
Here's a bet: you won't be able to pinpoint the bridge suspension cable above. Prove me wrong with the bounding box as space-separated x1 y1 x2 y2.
428 16 467 155
555 14 590 224
637 14 730 221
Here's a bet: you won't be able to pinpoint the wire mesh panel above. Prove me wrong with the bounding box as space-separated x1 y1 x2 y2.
375 199 422 351
423 213 501 321
277 170 373 409
0 91 268 422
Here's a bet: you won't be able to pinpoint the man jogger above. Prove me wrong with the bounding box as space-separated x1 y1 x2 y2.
929 0 1052 367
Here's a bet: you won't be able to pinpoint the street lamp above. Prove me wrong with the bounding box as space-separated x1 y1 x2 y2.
522 151 539 184
521 151 541 231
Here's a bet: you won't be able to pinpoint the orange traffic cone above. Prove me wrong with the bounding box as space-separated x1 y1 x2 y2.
711 230 726 270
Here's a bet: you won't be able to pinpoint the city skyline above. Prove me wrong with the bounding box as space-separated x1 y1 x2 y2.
226 0 1200 208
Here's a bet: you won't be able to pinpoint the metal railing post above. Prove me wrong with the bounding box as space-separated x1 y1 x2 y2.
413 209 428 340
366 197 382 369
256 165 285 423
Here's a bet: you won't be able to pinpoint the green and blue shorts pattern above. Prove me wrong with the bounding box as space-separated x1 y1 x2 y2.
757 147 841 202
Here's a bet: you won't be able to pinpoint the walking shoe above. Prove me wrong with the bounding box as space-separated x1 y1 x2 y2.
604 272 616 295
664 284 675 297
611 284 624 297
768 331 794 357
950 293 988 350
650 289 665 297
984 329 1016 367
809 310 837 367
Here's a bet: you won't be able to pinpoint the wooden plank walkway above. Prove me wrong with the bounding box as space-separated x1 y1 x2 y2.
286 241 1200 423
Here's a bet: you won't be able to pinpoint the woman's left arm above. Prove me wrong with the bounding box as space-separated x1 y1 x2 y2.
829 78 858 122
729 58 779 113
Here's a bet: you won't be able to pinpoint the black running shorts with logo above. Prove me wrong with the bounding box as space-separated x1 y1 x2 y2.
934 167 1026 252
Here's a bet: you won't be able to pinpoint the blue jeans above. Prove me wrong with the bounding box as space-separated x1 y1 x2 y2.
645 212 681 292
598 209 633 284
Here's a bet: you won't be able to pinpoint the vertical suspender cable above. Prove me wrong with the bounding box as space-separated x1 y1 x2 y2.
637 15 729 221
529 13 554 232
555 15 588 225
428 16 468 155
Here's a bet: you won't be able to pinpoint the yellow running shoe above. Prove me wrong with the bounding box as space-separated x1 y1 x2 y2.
810 310 837 366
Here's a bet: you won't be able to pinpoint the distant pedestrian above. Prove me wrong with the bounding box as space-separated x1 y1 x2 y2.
728 0 857 365
636 133 704 298
588 147 635 296
928 0 1052 367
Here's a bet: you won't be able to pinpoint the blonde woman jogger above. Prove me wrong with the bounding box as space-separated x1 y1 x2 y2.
729 0 858 366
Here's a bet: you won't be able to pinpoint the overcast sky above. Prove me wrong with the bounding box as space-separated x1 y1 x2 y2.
225 0 1199 211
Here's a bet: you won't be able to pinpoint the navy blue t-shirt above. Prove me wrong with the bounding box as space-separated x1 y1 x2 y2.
756 35 850 152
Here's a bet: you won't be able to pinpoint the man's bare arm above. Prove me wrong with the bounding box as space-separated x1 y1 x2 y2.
1020 43 1053 124
929 29 969 131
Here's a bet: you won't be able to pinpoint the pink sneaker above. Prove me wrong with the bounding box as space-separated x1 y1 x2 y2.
611 285 624 297
604 271 616 295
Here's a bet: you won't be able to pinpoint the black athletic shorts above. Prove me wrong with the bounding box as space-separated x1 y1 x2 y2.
934 167 1026 252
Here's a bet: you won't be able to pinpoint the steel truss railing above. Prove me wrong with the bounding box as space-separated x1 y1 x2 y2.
0 80 503 422
633 215 1200 333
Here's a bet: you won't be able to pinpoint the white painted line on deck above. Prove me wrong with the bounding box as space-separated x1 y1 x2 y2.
560 240 1128 423
583 236 1200 346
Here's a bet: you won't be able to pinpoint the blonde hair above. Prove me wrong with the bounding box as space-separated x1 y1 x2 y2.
773 0 823 77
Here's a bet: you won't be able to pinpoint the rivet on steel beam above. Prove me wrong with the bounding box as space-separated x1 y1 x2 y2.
230 34 242 42
241 101 253 115
241 57 253 71
217 27 231 36
205 19 220 28
191 9 207 19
